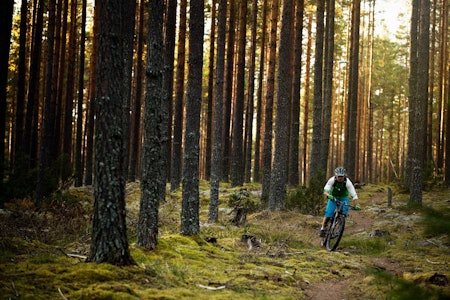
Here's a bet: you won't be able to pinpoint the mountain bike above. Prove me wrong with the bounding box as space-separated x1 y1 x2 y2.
320 197 358 251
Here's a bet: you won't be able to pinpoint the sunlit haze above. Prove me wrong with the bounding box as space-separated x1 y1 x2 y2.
375 0 410 39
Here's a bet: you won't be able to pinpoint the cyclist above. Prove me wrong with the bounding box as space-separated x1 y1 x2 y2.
320 166 360 237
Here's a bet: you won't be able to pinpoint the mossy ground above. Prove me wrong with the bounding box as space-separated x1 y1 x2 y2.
0 182 449 299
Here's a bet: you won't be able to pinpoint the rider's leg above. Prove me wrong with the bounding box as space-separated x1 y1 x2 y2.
341 197 350 216
320 200 336 236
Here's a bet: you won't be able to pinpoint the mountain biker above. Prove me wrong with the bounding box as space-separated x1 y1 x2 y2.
320 166 360 237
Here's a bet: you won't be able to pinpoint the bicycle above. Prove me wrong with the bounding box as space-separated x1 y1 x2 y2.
320 197 358 251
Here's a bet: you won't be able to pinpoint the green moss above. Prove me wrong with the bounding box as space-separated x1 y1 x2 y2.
2 183 450 299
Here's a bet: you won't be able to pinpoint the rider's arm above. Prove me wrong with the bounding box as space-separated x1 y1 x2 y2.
323 177 335 198
346 179 359 205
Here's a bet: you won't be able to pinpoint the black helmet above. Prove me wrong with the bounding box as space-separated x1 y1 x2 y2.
334 166 346 177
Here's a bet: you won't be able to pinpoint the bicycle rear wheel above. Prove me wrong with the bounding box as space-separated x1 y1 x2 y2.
326 215 346 251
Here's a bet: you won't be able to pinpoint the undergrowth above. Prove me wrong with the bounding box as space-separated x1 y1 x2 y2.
0 182 449 299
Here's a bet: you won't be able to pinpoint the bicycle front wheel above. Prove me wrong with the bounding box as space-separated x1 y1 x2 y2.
326 215 346 251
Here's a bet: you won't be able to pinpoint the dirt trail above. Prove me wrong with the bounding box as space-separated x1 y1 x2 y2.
303 192 387 300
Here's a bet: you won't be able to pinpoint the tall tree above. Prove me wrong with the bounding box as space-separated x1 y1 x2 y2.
162 0 177 182
268 0 293 210
205 0 217 180
62 0 78 179
84 0 99 186
121 0 137 182
88 0 134 265
230 0 247 187
344 0 361 179
170 0 187 191
244 0 259 183
129 0 145 182
288 0 304 187
253 0 268 183
221 0 236 181
407 0 430 204
36 0 57 206
12 0 28 174
209 0 227 223
321 0 336 174
261 0 278 200
137 0 165 250
309 0 325 181
24 0 45 169
301 12 313 184
0 0 14 185
181 0 204 235
75 0 87 187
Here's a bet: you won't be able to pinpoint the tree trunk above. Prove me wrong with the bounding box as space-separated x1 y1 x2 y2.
288 0 304 187
88 0 134 265
36 0 57 206
261 0 278 201
205 0 216 181
129 0 145 182
244 0 258 183
162 0 177 183
345 0 360 179
407 0 429 205
181 0 204 235
84 0 99 186
74 0 87 187
231 0 247 187
121 0 136 182
221 0 236 182
24 0 44 169
137 0 164 250
209 0 227 223
13 0 28 171
170 0 187 191
301 12 312 184
253 0 268 183
0 0 14 185
309 0 325 181
268 0 293 210
321 0 335 177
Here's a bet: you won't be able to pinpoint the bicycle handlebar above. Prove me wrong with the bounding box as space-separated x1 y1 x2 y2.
331 197 359 210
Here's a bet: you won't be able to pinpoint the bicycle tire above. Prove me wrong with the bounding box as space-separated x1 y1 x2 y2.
326 215 346 251
320 217 333 247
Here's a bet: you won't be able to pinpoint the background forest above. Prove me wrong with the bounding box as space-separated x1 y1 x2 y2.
0 0 449 263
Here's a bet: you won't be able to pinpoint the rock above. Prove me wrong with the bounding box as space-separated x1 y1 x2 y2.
369 229 390 237
427 273 449 286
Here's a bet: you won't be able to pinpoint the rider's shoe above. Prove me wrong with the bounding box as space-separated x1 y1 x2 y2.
319 229 326 237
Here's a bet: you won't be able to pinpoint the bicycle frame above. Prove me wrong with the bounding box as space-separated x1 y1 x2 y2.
320 198 354 251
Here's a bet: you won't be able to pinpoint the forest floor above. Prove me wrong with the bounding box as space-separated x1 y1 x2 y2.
0 182 449 299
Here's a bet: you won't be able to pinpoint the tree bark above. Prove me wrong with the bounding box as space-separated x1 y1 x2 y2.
181 0 204 235
268 0 293 210
88 0 134 265
221 0 236 181
75 0 87 187
288 0 304 187
0 0 14 184
129 0 145 182
345 0 360 179
244 0 258 183
261 0 278 201
209 0 227 223
231 0 247 187
253 0 268 183
309 0 325 181
137 0 164 250
170 0 187 191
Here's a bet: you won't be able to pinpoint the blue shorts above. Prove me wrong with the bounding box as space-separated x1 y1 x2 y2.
324 197 350 218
